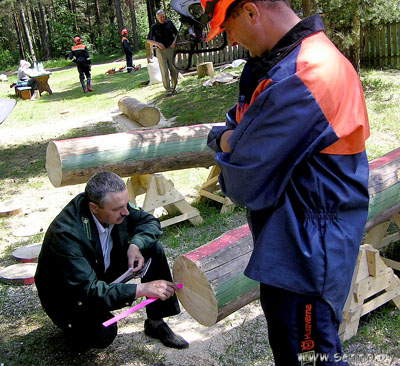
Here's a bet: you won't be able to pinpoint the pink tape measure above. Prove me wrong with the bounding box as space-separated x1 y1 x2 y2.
103 283 183 327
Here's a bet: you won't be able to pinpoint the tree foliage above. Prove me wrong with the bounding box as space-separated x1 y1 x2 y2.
1 0 400 70
290 0 400 70
0 0 154 69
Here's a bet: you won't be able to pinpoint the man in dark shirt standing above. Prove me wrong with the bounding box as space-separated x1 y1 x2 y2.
147 10 179 96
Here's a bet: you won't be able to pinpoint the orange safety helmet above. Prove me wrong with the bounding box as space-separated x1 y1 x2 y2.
121 28 129 35
201 0 237 41
74 36 81 44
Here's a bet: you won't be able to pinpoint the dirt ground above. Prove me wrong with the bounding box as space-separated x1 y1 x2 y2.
0 105 273 366
1 100 399 366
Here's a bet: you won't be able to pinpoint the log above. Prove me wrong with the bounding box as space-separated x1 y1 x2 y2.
197 62 214 78
0 263 37 285
12 243 42 263
118 97 160 127
173 224 259 326
45 123 223 187
367 147 400 225
0 199 22 217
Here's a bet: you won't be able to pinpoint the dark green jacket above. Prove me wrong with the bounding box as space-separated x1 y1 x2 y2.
35 193 162 328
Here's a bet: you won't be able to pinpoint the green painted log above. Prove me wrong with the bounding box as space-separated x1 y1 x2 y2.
45 123 222 187
366 147 400 228
173 224 257 326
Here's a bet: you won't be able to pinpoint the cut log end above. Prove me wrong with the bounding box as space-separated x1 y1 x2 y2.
46 141 63 187
0 263 37 285
118 96 160 127
197 62 214 78
0 199 22 217
173 254 218 326
12 243 42 263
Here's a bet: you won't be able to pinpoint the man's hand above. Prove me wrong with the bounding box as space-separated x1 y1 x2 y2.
127 244 144 271
136 280 181 300
220 130 234 152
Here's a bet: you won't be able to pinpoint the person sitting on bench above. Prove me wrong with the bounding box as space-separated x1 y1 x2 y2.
16 60 38 91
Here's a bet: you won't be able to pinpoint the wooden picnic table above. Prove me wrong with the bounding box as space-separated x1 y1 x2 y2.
32 72 52 95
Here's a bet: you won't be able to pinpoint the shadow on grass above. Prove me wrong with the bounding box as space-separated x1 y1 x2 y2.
0 320 168 366
41 67 151 103
0 121 117 181
150 75 239 127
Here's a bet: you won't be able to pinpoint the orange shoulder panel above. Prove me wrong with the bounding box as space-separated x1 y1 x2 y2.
236 79 272 124
296 32 369 155
72 44 86 51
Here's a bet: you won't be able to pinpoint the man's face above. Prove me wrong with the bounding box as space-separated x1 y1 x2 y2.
90 189 130 226
157 13 166 23
221 3 265 57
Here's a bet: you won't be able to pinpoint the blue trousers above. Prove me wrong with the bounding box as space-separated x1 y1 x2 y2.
260 284 348 366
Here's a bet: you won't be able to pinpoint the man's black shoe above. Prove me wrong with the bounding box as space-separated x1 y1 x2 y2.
144 319 189 349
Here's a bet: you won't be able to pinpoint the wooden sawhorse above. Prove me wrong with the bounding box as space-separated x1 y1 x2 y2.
126 173 203 228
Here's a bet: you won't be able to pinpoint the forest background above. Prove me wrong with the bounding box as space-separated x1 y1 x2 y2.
1 0 400 72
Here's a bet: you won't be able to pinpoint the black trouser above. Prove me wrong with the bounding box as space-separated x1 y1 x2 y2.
77 63 91 89
260 284 348 366
125 51 133 72
27 78 37 91
62 240 180 350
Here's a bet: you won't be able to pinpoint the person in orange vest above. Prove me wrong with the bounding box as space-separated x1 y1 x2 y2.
69 36 93 93
121 28 134 73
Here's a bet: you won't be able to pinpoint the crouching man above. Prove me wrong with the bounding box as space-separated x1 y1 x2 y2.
35 171 189 351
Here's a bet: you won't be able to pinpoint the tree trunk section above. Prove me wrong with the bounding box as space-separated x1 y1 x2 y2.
19 0 36 63
14 9 26 60
114 0 124 33
38 2 50 60
128 0 139 51
301 0 312 17
26 1 37 53
94 0 103 52
45 123 223 187
118 97 160 126
173 224 259 326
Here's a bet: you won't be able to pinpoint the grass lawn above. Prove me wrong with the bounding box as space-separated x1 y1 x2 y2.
0 58 399 366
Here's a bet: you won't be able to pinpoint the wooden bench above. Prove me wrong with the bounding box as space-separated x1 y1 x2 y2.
15 86 32 100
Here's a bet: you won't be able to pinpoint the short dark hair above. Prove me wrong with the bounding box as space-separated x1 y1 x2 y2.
85 172 126 207
226 0 290 19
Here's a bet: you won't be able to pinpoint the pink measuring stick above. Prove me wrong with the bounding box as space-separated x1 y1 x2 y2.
103 283 183 327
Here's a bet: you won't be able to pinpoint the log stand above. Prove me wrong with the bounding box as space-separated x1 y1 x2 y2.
339 244 400 342
339 147 400 341
199 165 235 214
364 211 400 272
126 173 203 228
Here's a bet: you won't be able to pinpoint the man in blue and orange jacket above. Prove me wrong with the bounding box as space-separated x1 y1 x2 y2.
121 28 134 73
203 0 370 365
69 36 93 93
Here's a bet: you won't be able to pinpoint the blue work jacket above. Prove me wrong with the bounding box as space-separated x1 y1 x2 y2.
207 15 370 321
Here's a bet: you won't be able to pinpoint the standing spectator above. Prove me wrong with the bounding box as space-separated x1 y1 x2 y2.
147 10 179 96
121 28 134 73
204 0 370 365
69 36 93 93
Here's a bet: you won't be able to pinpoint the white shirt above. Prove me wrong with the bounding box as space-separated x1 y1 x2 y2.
90 210 114 271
